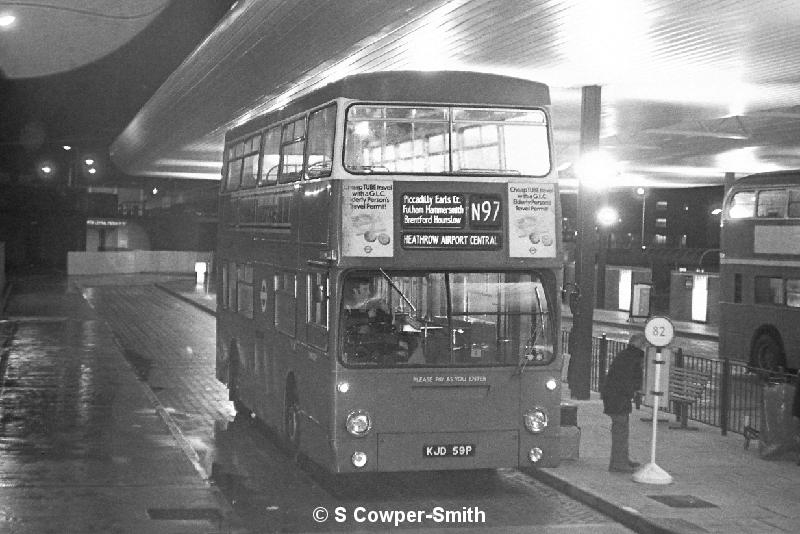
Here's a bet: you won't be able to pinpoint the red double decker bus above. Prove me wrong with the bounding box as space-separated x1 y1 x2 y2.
215 71 564 473
720 170 800 371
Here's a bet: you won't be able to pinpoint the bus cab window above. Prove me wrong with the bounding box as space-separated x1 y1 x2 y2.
341 275 407 365
728 191 755 218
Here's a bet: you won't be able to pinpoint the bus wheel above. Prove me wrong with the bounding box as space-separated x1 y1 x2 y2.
751 332 785 372
283 383 301 455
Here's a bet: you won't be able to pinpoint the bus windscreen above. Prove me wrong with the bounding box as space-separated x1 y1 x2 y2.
340 270 554 368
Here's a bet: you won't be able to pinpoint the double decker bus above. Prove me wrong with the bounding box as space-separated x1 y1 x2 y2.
215 71 564 473
719 170 800 371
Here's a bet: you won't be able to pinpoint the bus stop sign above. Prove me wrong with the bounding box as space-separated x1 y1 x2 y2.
644 316 674 347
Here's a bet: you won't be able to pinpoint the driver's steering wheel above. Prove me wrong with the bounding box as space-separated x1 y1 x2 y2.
343 316 407 364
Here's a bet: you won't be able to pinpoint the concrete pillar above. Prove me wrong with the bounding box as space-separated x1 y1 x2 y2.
568 85 601 400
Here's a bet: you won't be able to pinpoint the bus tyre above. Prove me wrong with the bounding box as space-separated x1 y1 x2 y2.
283 384 301 456
751 332 785 373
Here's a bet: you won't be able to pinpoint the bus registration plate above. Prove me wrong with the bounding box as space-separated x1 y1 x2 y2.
423 444 475 457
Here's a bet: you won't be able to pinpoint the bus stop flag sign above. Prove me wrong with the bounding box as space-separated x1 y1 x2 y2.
634 316 674 485
644 316 674 347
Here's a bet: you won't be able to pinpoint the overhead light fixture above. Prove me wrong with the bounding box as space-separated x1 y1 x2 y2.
574 150 618 189
0 14 16 28
596 206 619 227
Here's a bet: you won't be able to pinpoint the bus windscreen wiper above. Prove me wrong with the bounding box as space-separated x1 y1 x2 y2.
379 268 416 313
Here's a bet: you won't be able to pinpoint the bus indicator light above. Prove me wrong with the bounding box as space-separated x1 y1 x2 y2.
529 447 543 463
545 378 558 391
337 382 350 393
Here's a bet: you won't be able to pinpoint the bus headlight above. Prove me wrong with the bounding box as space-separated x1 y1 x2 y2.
524 408 548 433
351 451 368 468
545 378 558 391
528 447 543 463
346 410 372 437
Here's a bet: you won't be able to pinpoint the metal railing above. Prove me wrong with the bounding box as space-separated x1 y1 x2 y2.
562 329 798 436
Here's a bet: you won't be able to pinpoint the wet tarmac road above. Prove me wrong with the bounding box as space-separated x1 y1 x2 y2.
1 278 635 533
0 318 221 533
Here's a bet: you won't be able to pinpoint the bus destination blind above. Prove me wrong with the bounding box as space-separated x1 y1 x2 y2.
400 193 502 251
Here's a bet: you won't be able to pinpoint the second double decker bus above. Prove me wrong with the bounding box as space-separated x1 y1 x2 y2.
216 71 564 473
719 171 800 371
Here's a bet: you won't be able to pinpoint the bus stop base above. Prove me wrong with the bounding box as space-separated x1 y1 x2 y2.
632 462 673 485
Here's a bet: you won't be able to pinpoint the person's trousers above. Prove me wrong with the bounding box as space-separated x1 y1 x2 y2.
609 413 630 468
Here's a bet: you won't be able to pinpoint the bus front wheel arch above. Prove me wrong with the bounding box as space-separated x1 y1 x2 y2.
750 330 786 372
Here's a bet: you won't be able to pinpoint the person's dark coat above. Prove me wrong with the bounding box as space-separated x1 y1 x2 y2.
602 345 644 415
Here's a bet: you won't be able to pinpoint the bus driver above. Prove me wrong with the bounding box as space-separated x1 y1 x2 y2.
342 276 413 364
343 277 391 324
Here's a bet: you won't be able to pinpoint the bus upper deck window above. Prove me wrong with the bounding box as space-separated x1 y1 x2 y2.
728 191 755 218
788 189 800 218
756 189 787 218
452 108 550 177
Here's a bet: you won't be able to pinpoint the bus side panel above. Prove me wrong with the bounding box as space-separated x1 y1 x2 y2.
717 303 749 362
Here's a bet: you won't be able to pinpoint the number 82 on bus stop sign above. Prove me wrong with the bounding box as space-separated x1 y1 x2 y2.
644 316 675 347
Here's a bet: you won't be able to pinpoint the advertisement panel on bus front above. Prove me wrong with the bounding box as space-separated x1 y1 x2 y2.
341 180 557 259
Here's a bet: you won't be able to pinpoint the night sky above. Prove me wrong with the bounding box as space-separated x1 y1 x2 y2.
0 0 236 184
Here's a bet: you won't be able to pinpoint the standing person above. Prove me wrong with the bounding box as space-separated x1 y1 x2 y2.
602 333 647 473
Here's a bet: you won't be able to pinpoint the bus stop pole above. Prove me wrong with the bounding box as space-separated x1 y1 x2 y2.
568 85 601 400
633 345 674 485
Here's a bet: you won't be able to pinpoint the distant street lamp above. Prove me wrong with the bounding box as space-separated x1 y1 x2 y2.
596 206 618 308
596 206 619 227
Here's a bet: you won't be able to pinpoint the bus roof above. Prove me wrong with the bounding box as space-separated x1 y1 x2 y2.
227 71 550 140
732 170 800 189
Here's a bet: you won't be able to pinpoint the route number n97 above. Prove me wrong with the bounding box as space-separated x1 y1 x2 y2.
469 196 501 227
